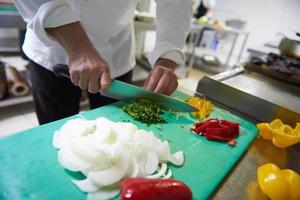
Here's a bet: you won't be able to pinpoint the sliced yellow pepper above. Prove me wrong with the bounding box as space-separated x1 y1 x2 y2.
257 163 300 200
187 97 212 119
257 119 300 148
257 123 273 140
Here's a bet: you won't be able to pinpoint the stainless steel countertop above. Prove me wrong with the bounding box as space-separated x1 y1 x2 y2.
222 71 300 114
213 137 300 200
206 69 300 200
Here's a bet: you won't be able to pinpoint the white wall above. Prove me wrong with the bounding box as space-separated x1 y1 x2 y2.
212 0 300 48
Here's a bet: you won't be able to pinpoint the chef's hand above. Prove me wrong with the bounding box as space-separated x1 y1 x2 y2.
144 58 178 95
68 48 111 93
46 22 111 93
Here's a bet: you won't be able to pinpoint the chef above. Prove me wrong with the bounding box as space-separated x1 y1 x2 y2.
12 0 193 124
193 0 216 19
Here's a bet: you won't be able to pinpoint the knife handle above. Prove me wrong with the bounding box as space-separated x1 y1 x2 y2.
53 64 71 79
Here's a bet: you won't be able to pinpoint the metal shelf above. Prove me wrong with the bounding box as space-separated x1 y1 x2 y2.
0 12 26 29
0 93 33 108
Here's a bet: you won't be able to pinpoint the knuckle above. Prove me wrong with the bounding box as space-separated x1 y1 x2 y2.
79 85 85 90
89 88 97 94
165 69 172 76
154 65 162 72
70 68 79 75
90 66 100 75
79 66 89 74
71 80 78 86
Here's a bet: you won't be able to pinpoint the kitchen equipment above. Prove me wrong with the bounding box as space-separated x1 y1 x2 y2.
6 66 30 97
225 19 246 30
0 98 258 200
0 61 8 100
244 53 300 86
197 76 300 126
53 64 198 112
201 54 221 66
134 11 155 23
278 33 300 58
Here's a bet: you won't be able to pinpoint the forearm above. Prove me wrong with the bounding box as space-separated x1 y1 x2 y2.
46 22 94 58
46 22 111 92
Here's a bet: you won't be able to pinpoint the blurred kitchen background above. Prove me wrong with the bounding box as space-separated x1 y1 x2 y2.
0 0 299 136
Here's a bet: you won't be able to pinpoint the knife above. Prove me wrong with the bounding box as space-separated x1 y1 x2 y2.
53 64 198 112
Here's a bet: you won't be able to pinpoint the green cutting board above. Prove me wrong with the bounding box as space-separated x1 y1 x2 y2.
0 102 257 200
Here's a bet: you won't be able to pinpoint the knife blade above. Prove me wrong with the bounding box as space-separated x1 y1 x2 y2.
53 64 198 112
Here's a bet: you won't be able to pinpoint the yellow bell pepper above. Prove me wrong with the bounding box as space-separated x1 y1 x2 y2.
257 119 300 148
257 163 300 200
187 97 212 119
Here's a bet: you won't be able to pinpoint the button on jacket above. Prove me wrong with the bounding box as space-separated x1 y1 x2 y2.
12 0 192 78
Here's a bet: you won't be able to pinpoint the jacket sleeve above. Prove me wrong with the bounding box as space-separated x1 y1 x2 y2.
148 0 193 67
12 0 80 46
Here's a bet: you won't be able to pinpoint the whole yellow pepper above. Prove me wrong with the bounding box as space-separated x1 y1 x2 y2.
257 163 300 200
187 97 212 119
257 119 300 148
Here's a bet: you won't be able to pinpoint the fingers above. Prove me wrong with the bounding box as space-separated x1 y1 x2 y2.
145 66 164 91
144 65 178 95
78 66 89 90
69 58 111 93
154 70 171 93
88 73 100 93
165 78 178 96
100 70 111 91
70 70 80 86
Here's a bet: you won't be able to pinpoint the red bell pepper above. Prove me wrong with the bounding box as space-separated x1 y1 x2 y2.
120 178 192 200
192 119 219 134
191 119 240 146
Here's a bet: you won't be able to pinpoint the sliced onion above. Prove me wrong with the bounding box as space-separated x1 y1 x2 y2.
126 155 142 178
147 163 168 179
94 119 113 144
73 178 99 193
88 151 129 187
53 119 95 149
156 141 170 161
60 118 95 137
112 123 133 143
144 151 159 175
82 125 96 136
52 131 69 149
58 147 91 172
168 151 184 166
163 169 173 179
70 138 100 160
53 117 186 198
82 169 91 177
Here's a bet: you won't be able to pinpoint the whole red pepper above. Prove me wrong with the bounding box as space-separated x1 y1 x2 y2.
120 178 192 200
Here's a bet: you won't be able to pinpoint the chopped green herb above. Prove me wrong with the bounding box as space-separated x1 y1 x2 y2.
123 99 165 124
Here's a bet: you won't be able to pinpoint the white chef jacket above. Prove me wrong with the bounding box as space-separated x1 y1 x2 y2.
12 0 193 78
